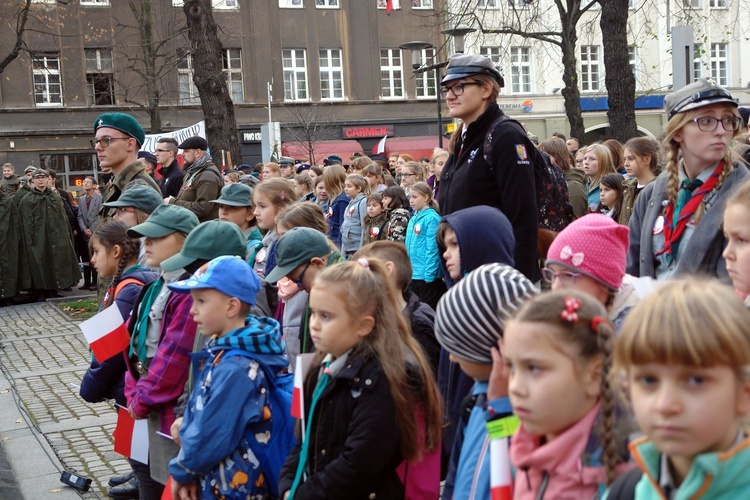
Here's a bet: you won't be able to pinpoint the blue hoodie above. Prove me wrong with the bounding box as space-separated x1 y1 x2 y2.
435 205 516 498
169 315 290 498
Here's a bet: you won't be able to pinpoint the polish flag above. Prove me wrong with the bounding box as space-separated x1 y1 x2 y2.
291 355 305 419
385 0 394 14
376 135 388 155
113 407 149 465
161 477 173 500
489 437 513 500
79 305 130 363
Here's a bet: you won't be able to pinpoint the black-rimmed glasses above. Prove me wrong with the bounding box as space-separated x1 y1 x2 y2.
440 82 483 98
687 116 742 132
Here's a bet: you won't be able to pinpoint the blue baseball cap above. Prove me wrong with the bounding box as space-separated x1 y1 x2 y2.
168 255 260 305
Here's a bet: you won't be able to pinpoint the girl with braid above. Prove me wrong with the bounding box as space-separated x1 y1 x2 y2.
79 220 157 496
501 290 631 498
627 79 750 280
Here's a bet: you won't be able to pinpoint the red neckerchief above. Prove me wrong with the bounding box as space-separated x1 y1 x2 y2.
656 161 723 257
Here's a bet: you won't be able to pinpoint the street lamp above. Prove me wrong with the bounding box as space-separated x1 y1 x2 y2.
400 41 444 148
401 26 478 149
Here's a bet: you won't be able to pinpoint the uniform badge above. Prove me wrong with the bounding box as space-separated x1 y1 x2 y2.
414 223 421 235
515 144 528 161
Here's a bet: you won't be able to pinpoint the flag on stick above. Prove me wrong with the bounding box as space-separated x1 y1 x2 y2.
78 306 130 363
376 135 387 155
113 407 149 464
487 415 519 500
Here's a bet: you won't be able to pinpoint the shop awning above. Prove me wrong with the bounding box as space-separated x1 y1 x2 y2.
372 135 447 161
282 140 364 166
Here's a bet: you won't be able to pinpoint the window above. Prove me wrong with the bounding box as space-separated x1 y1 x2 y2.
509 0 532 8
710 42 728 86
480 46 502 68
39 153 98 191
628 45 639 90
178 54 199 105
377 0 400 10
709 0 726 7
510 46 532 94
478 0 499 7
319 49 345 100
81 0 110 5
316 0 338 6
416 48 437 99
580 45 602 92
628 0 637 8
279 0 303 7
411 0 433 8
283 49 308 101
682 0 701 7
85 49 114 106
33 54 63 106
380 49 403 99
223 48 243 102
693 44 706 81
173 0 238 7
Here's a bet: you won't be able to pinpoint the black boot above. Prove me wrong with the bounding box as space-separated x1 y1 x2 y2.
89 268 99 291
108 476 139 499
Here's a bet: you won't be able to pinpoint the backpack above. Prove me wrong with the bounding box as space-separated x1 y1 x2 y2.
483 115 575 255
202 349 295 499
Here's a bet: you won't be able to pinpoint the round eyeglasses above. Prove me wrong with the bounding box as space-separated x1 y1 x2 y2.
440 82 483 98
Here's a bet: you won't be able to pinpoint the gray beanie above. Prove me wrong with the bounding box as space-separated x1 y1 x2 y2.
435 263 538 364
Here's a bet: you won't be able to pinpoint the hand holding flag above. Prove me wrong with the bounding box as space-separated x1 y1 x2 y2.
78 306 130 363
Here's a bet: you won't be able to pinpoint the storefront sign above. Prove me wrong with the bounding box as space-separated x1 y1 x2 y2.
342 125 394 139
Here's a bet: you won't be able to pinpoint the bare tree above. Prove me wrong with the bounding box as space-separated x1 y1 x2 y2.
282 103 339 167
182 0 241 166
0 0 64 75
598 0 637 143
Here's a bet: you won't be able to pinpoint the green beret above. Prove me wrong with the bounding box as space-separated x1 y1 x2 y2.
94 113 146 148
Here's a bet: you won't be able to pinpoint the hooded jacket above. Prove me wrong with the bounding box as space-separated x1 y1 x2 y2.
169 316 290 498
405 206 442 282
172 154 222 222
0 189 25 298
437 205 515 289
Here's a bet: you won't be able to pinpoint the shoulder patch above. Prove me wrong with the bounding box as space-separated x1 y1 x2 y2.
515 144 528 161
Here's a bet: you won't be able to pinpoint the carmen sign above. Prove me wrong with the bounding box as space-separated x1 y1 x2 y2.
342 125 394 139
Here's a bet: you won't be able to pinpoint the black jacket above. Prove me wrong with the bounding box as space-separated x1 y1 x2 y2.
438 103 539 281
279 354 404 499
403 292 439 376
157 159 186 199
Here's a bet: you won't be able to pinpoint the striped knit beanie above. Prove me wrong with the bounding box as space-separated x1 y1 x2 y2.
435 263 538 364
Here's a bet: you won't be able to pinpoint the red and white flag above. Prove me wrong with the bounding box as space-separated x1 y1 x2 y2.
385 0 394 14
291 355 305 419
489 437 513 500
376 135 388 155
79 305 130 363
113 407 149 464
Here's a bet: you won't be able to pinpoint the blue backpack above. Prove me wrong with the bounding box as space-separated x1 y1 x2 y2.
203 349 295 499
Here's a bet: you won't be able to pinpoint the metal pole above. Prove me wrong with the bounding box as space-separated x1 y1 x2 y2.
436 67 443 149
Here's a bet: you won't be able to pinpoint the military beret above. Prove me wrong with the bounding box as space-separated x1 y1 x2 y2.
94 113 146 148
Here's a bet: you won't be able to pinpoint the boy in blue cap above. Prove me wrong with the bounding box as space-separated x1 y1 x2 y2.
167 256 293 500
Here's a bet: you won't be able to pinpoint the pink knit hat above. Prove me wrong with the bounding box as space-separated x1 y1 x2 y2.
546 214 630 290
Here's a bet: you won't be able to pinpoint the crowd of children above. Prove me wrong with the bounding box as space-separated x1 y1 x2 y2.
0 67 735 500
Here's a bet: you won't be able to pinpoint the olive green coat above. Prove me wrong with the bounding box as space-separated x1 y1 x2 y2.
17 187 81 291
100 161 162 220
0 190 26 298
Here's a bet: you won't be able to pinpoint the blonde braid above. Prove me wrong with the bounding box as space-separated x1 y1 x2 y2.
664 141 681 208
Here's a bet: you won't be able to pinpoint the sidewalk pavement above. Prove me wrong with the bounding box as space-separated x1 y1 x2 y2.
0 299 132 499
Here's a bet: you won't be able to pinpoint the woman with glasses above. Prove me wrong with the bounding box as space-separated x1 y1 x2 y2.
437 53 539 281
627 78 750 280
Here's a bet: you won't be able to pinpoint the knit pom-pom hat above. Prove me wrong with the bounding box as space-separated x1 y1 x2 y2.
546 213 629 290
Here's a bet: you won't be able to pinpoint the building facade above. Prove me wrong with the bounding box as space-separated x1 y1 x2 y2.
0 0 450 190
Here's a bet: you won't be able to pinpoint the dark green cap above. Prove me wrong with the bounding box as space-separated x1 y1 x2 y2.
265 227 331 283
127 204 199 239
103 184 162 214
94 113 146 148
210 183 253 207
160 220 246 272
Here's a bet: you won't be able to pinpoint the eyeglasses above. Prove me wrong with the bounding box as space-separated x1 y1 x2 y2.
402 173 418 177
90 137 132 148
541 267 581 287
440 82 483 98
155 149 171 153
687 116 742 132
290 261 311 289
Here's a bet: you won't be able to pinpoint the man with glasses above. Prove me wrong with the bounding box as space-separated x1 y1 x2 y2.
16 169 81 301
154 137 184 199
92 112 161 221
264 227 345 360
